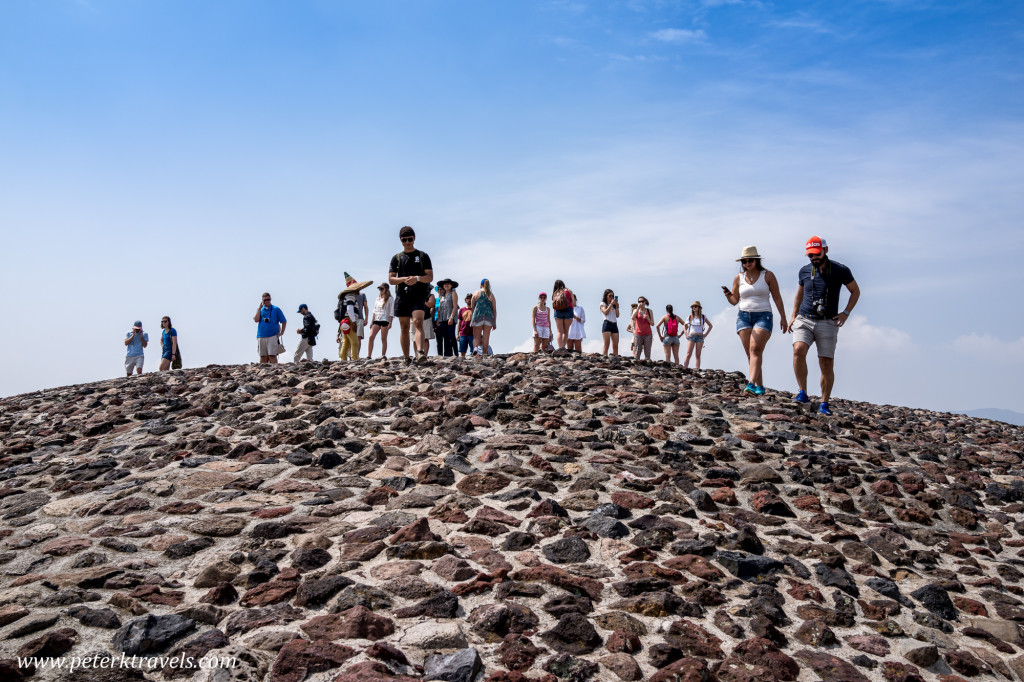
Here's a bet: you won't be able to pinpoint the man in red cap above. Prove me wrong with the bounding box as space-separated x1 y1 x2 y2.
788 236 860 416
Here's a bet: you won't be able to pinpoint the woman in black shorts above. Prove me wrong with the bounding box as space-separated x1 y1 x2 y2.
367 283 394 359
599 289 619 356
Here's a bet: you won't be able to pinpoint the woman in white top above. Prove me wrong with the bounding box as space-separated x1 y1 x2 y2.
367 283 395 359
568 293 586 352
683 301 713 369
599 289 620 356
722 246 788 396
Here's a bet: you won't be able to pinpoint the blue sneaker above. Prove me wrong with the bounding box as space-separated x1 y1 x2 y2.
744 382 757 395
753 385 766 396
793 390 810 404
818 402 833 416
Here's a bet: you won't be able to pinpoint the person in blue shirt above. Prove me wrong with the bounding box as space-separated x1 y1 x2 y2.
124 321 148 376
158 316 178 371
253 292 287 364
788 236 860 416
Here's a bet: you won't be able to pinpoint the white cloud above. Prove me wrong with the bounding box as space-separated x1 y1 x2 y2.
839 317 913 352
650 28 707 44
768 19 835 34
952 333 1024 361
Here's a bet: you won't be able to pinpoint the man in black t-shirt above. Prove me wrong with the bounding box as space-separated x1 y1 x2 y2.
388 226 434 360
788 236 860 416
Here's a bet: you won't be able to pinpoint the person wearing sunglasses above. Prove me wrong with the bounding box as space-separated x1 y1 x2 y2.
158 317 179 371
630 296 655 361
788 236 860 416
388 226 434 361
253 293 287 364
722 246 788 396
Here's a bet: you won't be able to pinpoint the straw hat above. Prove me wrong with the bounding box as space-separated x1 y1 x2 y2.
691 301 702 308
736 246 762 261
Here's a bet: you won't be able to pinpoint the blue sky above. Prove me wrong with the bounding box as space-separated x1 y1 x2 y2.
2 1 1023 414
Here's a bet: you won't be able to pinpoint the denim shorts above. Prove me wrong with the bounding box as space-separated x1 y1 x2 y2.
553 308 575 320
458 335 474 354
687 334 704 343
161 350 173 360
736 310 773 332
663 335 680 346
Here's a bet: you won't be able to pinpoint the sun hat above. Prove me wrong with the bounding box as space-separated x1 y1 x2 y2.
438 278 459 288
805 236 825 254
691 301 702 308
736 246 762 261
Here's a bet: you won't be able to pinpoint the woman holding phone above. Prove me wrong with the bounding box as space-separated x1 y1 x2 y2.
599 289 620 356
723 246 788 395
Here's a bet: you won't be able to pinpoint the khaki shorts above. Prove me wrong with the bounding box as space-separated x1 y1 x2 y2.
792 316 839 358
125 355 144 373
257 336 280 357
357 320 365 338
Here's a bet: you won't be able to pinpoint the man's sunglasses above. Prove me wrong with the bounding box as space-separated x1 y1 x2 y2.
807 253 822 258
401 237 414 243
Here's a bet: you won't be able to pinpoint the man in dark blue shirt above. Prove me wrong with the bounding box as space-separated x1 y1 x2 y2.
788 236 860 415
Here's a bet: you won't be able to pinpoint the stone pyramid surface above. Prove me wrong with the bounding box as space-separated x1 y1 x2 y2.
1 352 1022 682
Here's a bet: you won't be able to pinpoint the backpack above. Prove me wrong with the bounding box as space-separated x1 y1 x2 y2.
552 289 570 311
666 316 679 336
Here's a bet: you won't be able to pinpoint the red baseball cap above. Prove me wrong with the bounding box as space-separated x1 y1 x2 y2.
805 236 825 254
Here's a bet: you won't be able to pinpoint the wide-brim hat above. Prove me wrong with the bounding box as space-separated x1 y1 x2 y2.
736 246 762 261
339 280 373 297
437 278 459 288
691 301 702 308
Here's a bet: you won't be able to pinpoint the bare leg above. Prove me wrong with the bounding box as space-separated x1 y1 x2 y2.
684 340 694 368
473 326 483 355
367 325 378 358
380 326 390 357
793 341 810 393
412 310 425 354
694 341 703 369
602 331 610 355
819 356 835 402
672 344 680 365
610 333 619 356
401 315 413 356
481 327 492 354
159 358 170 371
748 327 772 386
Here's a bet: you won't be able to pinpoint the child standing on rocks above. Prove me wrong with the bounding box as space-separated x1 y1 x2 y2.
532 292 552 352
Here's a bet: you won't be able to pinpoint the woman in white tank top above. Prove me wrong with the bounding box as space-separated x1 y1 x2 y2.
722 246 788 396
683 301 713 369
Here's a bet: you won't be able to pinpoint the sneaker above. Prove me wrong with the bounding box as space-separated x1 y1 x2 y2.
818 402 833 416
744 382 757 395
753 385 766 396
793 390 810 404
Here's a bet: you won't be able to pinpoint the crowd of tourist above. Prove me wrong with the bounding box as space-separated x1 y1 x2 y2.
125 229 858 414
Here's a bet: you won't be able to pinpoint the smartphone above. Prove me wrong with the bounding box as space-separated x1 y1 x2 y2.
614 296 618 301
721 286 730 294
